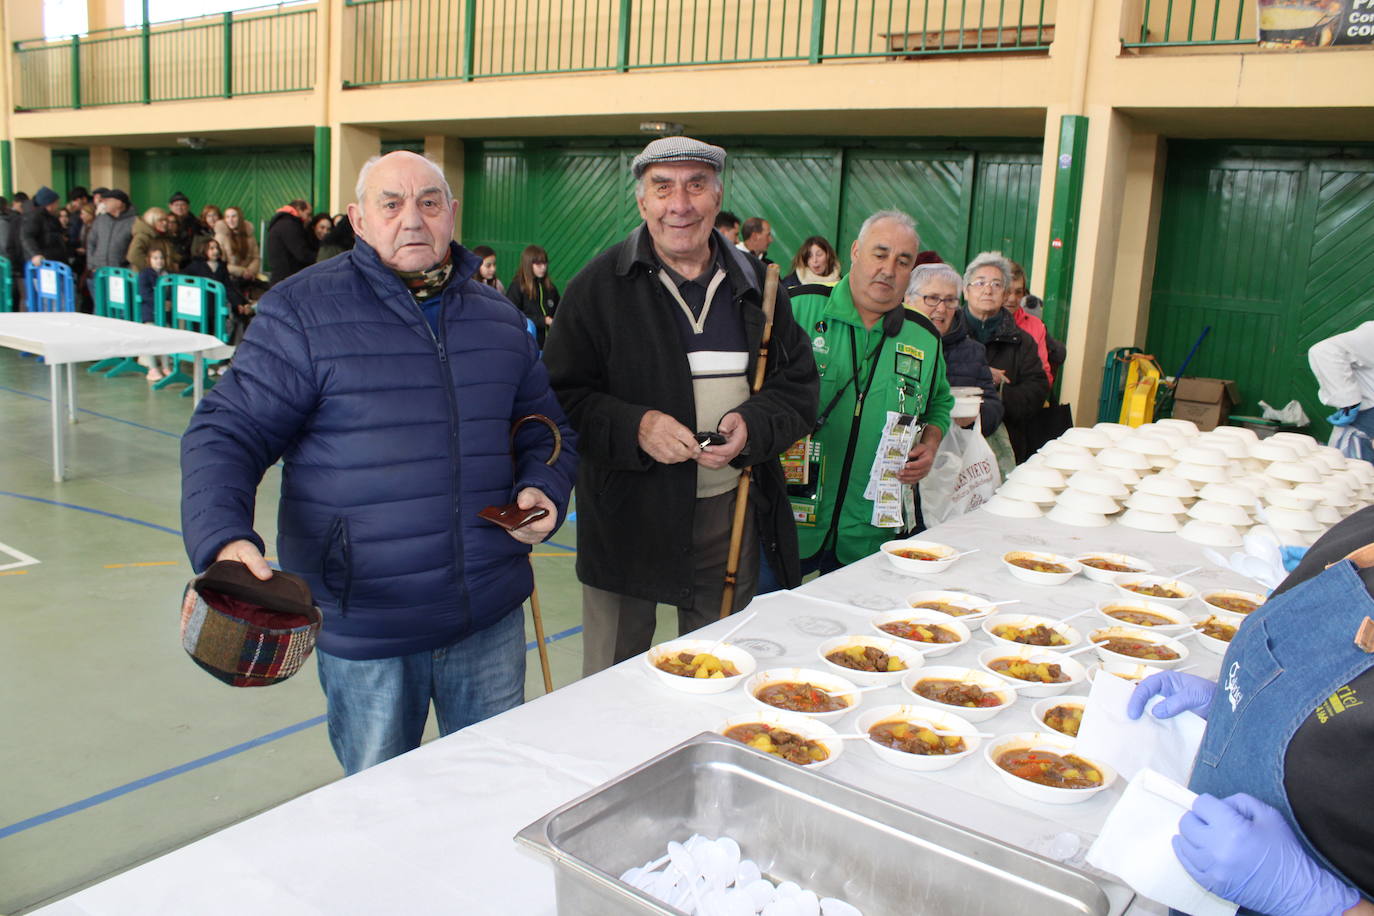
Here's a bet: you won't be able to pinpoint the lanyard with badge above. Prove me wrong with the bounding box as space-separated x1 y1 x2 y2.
865 340 928 530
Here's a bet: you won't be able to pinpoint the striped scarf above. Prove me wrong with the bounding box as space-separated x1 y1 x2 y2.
394 251 454 301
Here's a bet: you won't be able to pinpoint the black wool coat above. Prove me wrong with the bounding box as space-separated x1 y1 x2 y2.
544 226 819 604
978 307 1050 462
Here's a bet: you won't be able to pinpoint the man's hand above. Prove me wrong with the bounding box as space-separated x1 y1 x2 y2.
956 416 976 429
897 427 943 484
990 367 1010 386
30 255 43 267
696 412 748 470
543 316 553 327
638 409 700 464
507 487 557 544
215 539 273 580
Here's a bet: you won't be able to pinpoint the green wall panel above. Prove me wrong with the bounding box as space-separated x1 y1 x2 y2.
967 153 1043 276
723 150 841 270
50 149 91 202
1146 143 1374 439
839 151 971 270
128 146 313 269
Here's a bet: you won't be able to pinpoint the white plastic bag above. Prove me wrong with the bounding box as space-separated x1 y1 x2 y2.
920 424 1001 525
1258 399 1310 426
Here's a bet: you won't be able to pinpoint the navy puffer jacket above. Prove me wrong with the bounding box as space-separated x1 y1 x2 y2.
940 308 1004 436
181 239 578 659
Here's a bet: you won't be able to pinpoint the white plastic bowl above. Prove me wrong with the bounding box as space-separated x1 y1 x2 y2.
1120 435 1171 457
1197 482 1257 507
1270 432 1318 452
881 539 962 575
1112 573 1198 609
1268 461 1322 485
998 481 1059 505
951 396 982 420
1250 441 1300 463
1123 491 1188 515
1292 482 1354 508
873 609 973 657
1193 435 1250 461
984 732 1117 805
1178 519 1243 548
982 613 1083 652
857 704 982 771
1065 470 1130 499
746 667 862 721
718 711 844 770
1173 462 1231 485
1232 476 1271 498
977 647 1087 698
1188 500 1252 526
1262 506 1322 532
904 590 1000 622
817 635 924 687
1074 552 1155 583
1150 454 1180 471
1263 488 1318 511
1058 486 1122 514
1211 425 1260 443
1199 589 1266 616
1314 504 1343 526
1002 550 1083 586
982 494 1045 519
1032 695 1091 738
1006 465 1069 489
1097 447 1152 471
1093 422 1134 442
1190 610 1247 654
645 639 757 694
1136 474 1198 499
1177 446 1230 468
1089 625 1190 669
1100 466 1143 487
1060 427 1114 451
1155 418 1200 436
1095 598 1192 631
1118 508 1182 533
1046 504 1111 528
1043 450 1097 472
902 665 1017 721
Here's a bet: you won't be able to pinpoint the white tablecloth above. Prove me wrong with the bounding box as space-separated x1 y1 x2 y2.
0 313 232 364
36 511 1260 915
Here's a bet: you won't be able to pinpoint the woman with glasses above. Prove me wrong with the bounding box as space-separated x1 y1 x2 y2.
906 262 1004 437
962 251 1049 469
507 244 560 346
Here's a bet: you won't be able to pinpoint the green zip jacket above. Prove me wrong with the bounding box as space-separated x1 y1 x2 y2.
788 276 953 564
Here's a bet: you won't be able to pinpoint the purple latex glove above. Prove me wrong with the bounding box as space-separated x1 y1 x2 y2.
1175 793 1359 916
1127 671 1217 720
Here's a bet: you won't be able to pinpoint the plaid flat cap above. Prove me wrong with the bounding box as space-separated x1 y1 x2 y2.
632 137 726 178
181 560 322 688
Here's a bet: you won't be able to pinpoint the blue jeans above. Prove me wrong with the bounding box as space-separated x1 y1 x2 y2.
755 547 842 595
315 608 526 775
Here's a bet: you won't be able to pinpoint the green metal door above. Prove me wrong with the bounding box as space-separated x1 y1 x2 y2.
839 151 971 268
1146 143 1374 439
967 152 1042 274
723 148 842 269
129 146 313 265
50 149 91 201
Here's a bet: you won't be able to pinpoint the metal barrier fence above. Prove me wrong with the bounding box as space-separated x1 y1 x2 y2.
342 0 1057 87
14 3 317 111
1124 0 1255 47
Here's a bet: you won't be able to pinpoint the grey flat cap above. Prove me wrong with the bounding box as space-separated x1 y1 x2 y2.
632 136 726 178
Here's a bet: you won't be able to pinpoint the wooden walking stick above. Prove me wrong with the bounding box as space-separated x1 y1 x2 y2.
720 263 781 619
480 414 563 694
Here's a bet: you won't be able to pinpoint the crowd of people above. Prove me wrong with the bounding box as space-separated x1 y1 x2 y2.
159 141 1369 915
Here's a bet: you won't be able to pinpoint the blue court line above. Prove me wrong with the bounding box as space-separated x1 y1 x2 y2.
0 383 183 439
526 623 582 652
0 491 183 537
0 715 328 840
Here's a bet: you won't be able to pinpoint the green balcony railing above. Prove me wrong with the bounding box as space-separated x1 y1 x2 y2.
343 0 1056 87
13 2 316 111
1124 0 1256 47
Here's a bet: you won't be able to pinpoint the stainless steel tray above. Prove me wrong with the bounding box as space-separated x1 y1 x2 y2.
516 732 1134 916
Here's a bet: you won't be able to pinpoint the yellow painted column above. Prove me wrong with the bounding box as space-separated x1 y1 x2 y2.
423 135 464 241
1104 133 1167 351
12 137 52 194
331 124 379 210
89 145 130 192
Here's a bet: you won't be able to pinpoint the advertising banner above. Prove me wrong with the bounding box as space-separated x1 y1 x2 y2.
1258 0 1374 47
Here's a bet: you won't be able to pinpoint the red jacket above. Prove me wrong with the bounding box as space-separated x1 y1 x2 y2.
1013 306 1054 384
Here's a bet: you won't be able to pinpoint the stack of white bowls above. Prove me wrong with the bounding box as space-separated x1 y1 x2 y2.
985 416 1372 546
950 386 984 426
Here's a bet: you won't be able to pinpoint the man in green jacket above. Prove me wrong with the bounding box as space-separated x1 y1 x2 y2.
778 209 953 576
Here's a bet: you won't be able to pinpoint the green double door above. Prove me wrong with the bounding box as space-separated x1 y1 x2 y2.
462 138 1043 293
1146 142 1374 439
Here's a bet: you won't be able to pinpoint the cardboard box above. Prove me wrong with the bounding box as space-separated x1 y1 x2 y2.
1171 377 1240 431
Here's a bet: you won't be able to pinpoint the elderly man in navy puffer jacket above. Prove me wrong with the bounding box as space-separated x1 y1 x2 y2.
180 151 578 775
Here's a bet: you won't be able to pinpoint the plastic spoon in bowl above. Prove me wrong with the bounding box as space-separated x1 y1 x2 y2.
828 727 995 740
1172 567 1202 578
703 611 757 658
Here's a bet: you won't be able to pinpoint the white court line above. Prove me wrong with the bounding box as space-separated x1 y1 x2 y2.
0 540 40 571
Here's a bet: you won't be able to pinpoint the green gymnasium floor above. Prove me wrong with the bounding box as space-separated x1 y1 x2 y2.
0 349 678 913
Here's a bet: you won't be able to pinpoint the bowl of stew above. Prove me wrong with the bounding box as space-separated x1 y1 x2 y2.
1200 589 1265 616
1111 573 1198 610
1190 610 1246 654
881 539 962 575
746 667 861 721
902 665 1017 722
1074 552 1155 584
1002 550 1083 586
982 613 1084 652
1088 626 1190 669
856 704 981 771
1032 696 1090 739
976 646 1088 698
817 635 924 687
1093 598 1192 632
871 609 972 657
985 732 1117 805
718 710 843 770
645 638 757 695
904 590 1000 623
